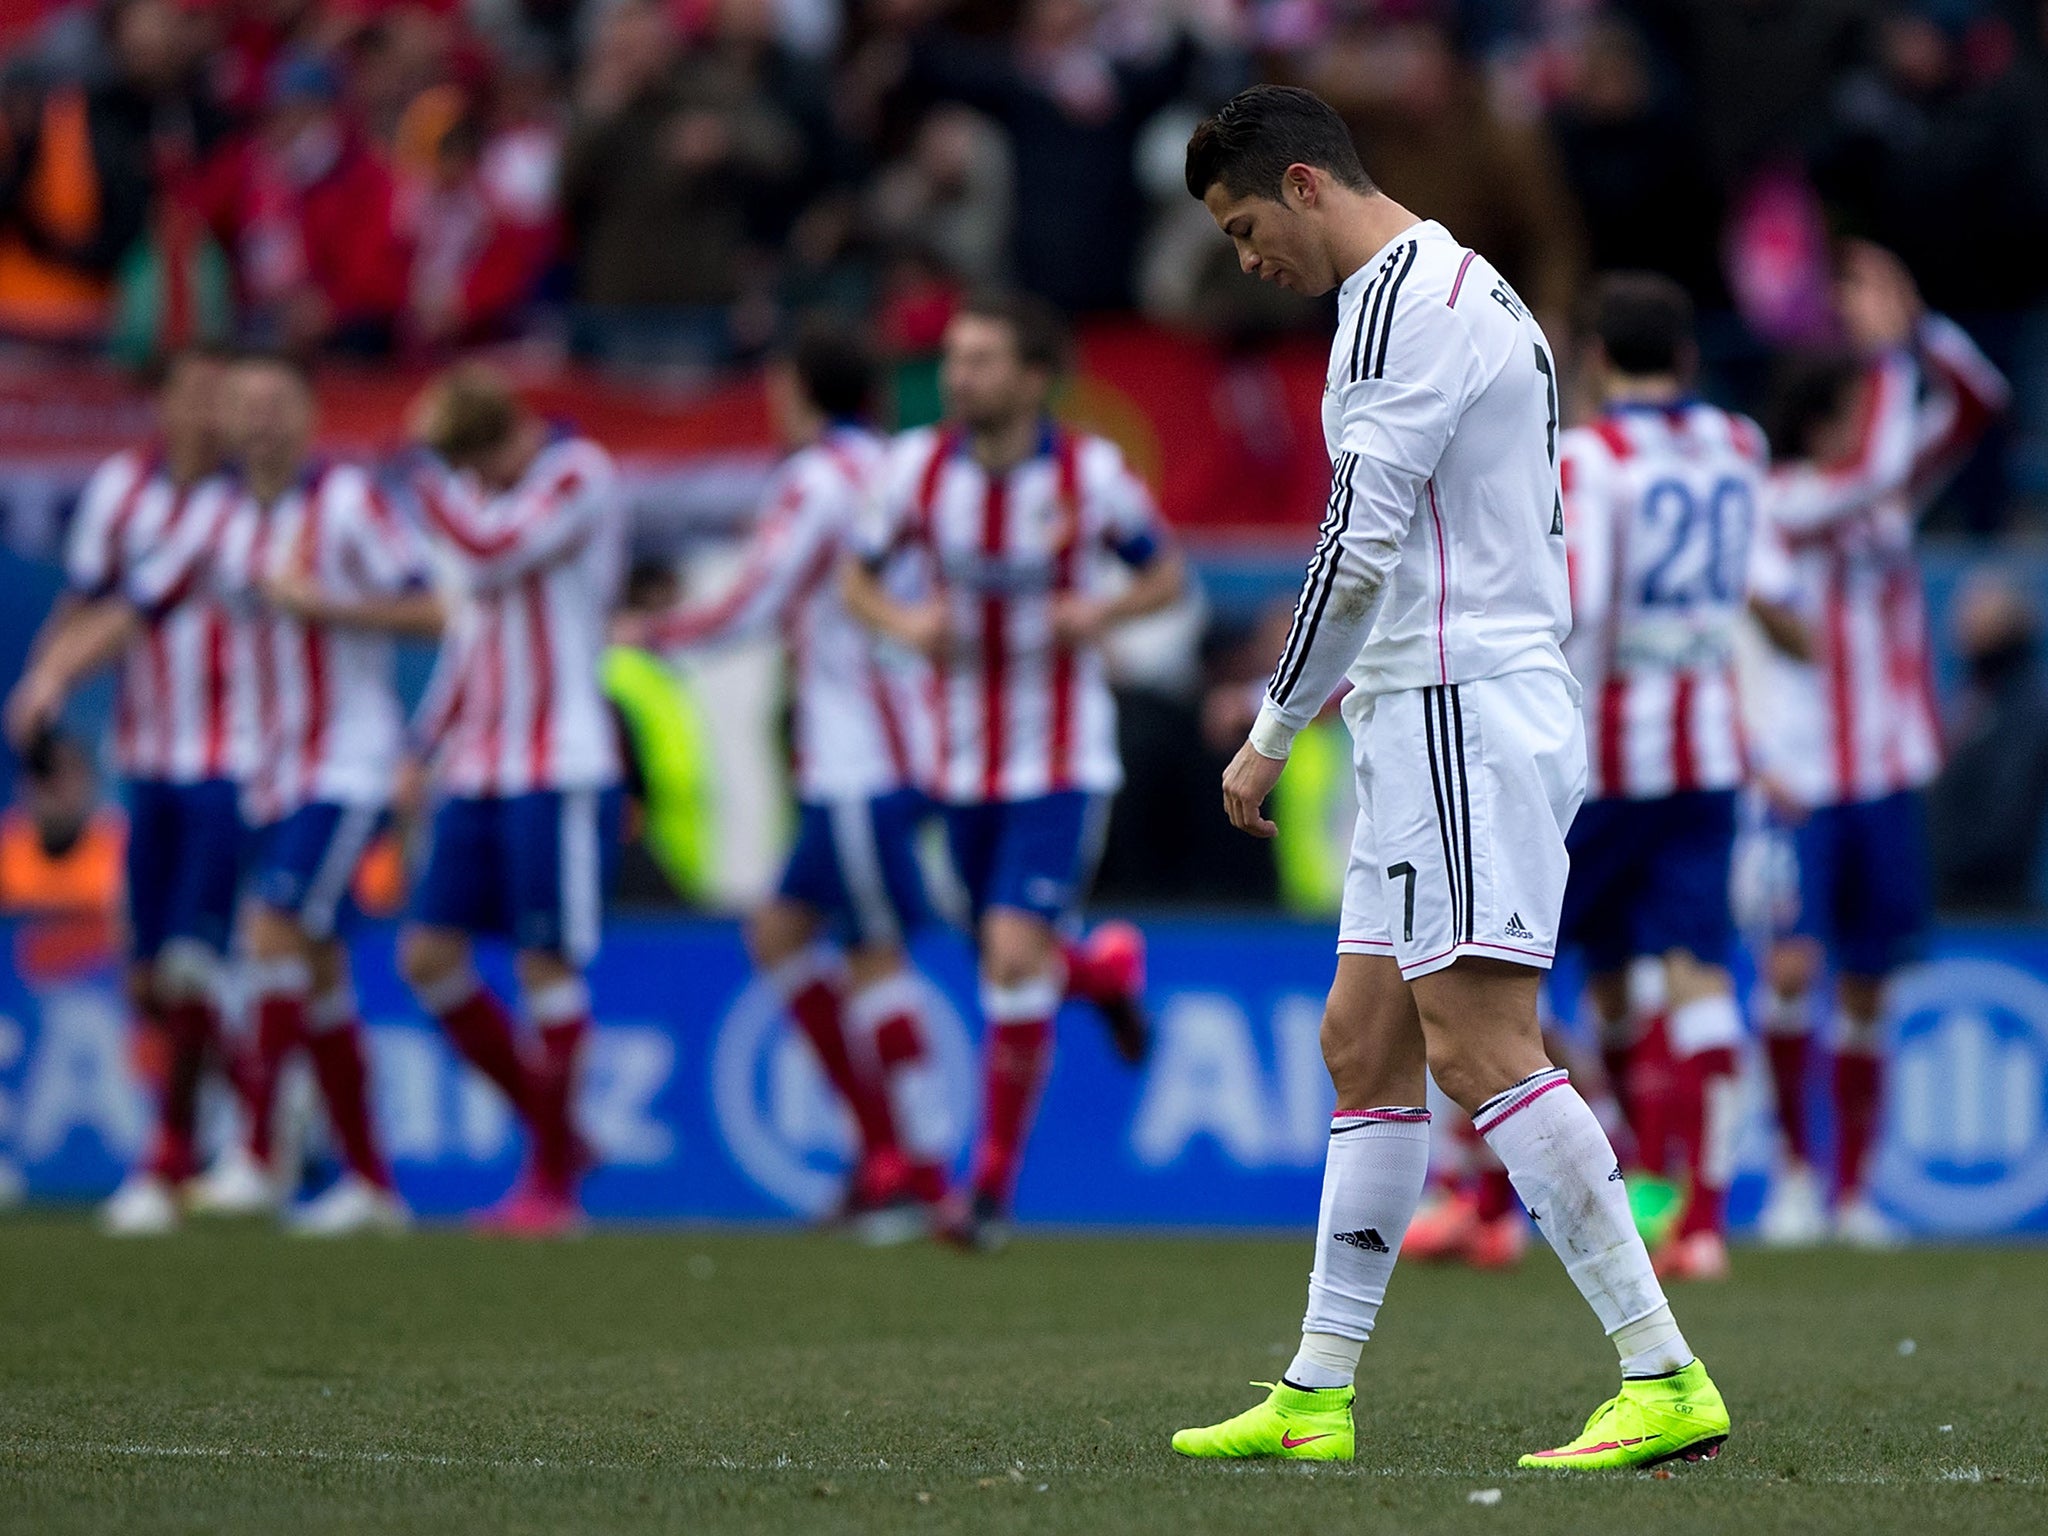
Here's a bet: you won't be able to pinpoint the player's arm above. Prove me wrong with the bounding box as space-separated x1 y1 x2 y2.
1742 491 1812 661
414 454 608 590
1225 324 1466 836
1766 350 1919 540
840 552 948 656
1050 445 1187 646
263 475 447 637
630 475 834 650
4 596 141 749
839 440 950 656
1907 313 2009 506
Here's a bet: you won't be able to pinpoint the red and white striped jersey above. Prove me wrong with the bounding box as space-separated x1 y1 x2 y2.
413 434 623 797
128 462 427 822
861 423 1165 803
1560 400 1771 800
66 451 245 784
1756 319 2008 808
648 426 932 802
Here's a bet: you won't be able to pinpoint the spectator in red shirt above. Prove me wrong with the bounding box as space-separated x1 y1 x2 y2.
229 50 411 354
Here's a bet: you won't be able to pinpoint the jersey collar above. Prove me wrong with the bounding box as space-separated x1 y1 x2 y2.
1337 218 1446 303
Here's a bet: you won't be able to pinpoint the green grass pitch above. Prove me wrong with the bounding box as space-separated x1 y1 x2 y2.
2 1217 2044 1535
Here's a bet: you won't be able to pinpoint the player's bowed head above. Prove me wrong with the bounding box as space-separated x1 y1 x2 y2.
408 363 546 493
1184 84 1418 303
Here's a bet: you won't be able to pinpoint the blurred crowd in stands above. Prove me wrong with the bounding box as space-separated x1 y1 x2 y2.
3 0 2046 519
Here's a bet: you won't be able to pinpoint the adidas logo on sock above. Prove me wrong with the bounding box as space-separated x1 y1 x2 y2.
1333 1227 1389 1254
1504 912 1534 940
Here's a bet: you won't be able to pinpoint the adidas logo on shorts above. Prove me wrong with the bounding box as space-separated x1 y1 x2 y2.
1503 912 1534 940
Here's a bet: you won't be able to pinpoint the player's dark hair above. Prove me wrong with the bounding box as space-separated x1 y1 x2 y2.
1183 85 1374 203
787 314 878 421
956 290 1072 376
415 363 520 466
1587 272 1695 377
1764 349 1864 462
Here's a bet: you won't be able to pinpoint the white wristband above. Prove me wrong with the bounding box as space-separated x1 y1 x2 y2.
1248 701 1297 761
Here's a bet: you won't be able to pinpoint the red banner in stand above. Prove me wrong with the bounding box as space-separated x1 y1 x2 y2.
0 322 1332 536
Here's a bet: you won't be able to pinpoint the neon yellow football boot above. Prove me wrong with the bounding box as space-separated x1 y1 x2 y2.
1171 1381 1355 1461
1518 1358 1729 1470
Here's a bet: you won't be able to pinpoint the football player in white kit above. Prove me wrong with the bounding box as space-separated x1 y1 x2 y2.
621 318 954 1235
1750 244 2008 1247
121 354 438 1234
843 293 1183 1250
399 366 625 1236
1172 86 1726 1471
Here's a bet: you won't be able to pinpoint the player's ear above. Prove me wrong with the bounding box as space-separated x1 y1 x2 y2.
1283 163 1316 211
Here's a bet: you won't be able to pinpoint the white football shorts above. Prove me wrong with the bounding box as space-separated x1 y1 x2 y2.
1337 669 1586 980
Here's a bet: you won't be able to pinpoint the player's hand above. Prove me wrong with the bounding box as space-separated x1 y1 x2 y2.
892 599 953 659
4 667 63 751
391 756 431 825
1837 240 1921 353
1221 738 1286 839
1050 594 1112 648
259 573 326 621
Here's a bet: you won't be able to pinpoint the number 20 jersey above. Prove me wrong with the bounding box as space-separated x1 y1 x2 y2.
1559 400 1773 801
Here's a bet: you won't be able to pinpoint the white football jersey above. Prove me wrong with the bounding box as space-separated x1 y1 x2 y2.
1254 220 1574 749
1753 319 2008 808
861 423 1165 802
67 452 246 784
413 435 624 797
127 462 426 822
650 426 932 802
1560 400 1772 800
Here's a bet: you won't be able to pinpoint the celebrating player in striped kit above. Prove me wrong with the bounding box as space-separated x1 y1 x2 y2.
1751 244 2009 1247
1555 273 1805 1281
1174 87 1725 1470
121 354 437 1233
5 349 244 1235
623 318 953 1235
399 366 624 1236
843 293 1184 1251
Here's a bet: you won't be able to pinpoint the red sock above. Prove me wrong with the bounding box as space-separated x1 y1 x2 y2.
528 1016 590 1201
970 1018 1053 1208
871 1007 942 1200
1833 1049 1883 1198
146 998 216 1182
1474 1165 1515 1222
1766 1033 1812 1165
434 984 532 1119
787 973 900 1165
306 1020 392 1190
1673 1045 1739 1241
245 991 307 1169
1627 1016 1676 1176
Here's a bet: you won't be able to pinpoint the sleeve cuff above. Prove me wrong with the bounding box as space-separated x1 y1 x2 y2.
1248 699 1300 760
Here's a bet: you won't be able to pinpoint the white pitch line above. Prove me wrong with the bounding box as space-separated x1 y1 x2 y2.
2 1442 2038 1489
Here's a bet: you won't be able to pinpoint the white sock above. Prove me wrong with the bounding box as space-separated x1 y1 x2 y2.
1669 993 1743 1055
1288 1108 1432 1390
1476 1069 1693 1378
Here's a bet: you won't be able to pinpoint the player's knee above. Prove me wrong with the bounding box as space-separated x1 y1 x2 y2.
746 901 817 971
980 911 1054 989
398 925 469 993
244 905 306 964
1836 974 1885 1039
1767 940 1821 999
514 948 578 997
